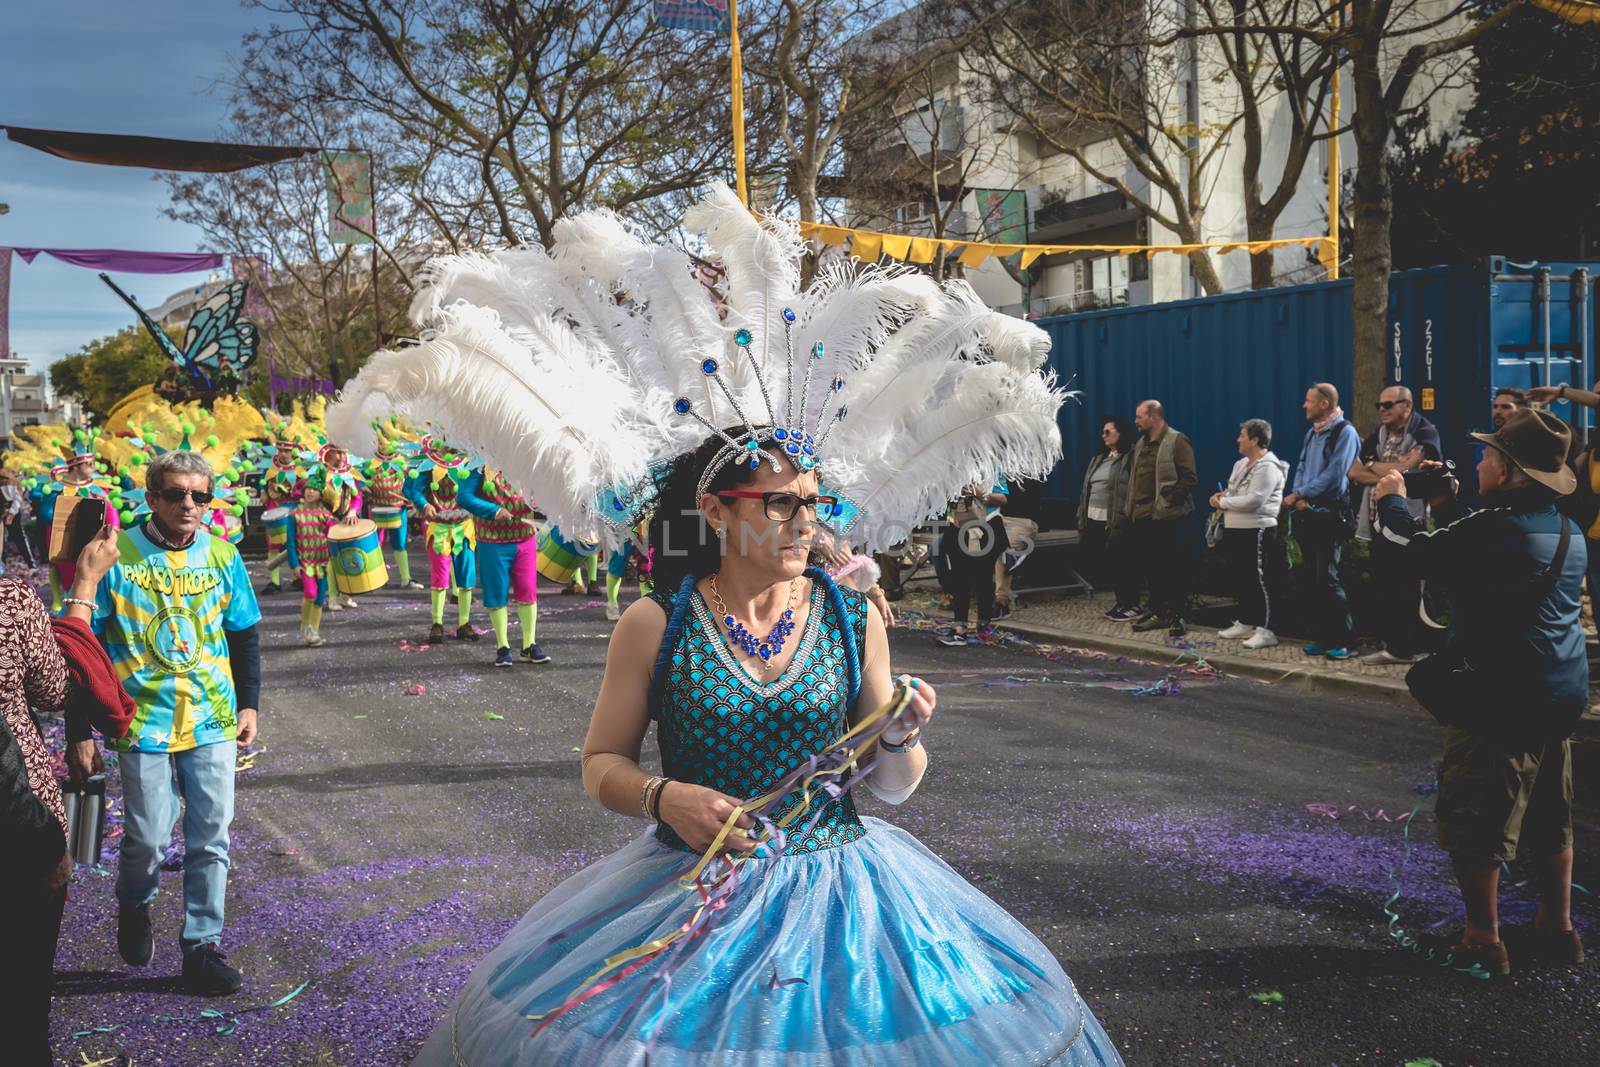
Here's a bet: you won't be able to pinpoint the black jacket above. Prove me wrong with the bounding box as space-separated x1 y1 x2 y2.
1375 489 1589 712
1077 451 1133 536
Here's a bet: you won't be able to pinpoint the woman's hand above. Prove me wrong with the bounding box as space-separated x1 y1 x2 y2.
883 676 936 745
866 584 896 628
1208 492 1223 509
658 781 758 855
74 525 119 583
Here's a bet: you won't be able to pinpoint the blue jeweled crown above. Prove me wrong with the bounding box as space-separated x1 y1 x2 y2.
682 307 849 504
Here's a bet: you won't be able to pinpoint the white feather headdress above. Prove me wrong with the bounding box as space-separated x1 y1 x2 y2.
326 184 1067 549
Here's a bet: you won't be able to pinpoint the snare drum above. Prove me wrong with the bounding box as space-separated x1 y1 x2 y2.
537 526 600 584
329 519 389 595
370 505 404 531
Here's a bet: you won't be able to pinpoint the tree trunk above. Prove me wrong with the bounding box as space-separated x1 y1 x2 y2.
1348 46 1391 436
1246 204 1276 289
1187 248 1224 296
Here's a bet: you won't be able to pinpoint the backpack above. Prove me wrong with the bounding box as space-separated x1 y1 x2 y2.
1299 419 1357 537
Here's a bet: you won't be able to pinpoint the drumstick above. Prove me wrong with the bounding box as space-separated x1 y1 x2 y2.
264 550 289 571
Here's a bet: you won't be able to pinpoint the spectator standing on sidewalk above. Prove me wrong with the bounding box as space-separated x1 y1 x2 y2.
1125 400 1197 636
1077 416 1138 620
1529 380 1600 604
1348 385 1442 664
1210 419 1289 650
1282 383 1362 660
1493 387 1528 429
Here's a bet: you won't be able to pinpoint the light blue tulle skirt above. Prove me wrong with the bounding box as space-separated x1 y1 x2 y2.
415 817 1123 1066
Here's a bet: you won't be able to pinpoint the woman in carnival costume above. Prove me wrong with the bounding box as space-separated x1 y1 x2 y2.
362 417 426 591
402 434 480 644
459 464 550 668
332 186 1121 1067
25 428 120 614
305 442 365 611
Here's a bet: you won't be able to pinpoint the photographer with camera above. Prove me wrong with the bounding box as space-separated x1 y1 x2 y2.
1374 408 1587 976
1349 385 1443 664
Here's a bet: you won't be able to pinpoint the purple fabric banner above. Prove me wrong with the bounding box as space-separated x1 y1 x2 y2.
652 0 731 32
11 247 225 273
271 374 336 396
0 248 11 359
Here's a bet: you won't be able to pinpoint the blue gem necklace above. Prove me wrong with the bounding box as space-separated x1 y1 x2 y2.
709 575 800 676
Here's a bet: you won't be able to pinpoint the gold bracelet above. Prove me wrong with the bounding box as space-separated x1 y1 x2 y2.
639 775 663 817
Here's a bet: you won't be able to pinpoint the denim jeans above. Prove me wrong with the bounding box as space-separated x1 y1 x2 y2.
117 740 236 953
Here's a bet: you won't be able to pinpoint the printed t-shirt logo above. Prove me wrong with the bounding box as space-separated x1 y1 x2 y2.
145 604 204 673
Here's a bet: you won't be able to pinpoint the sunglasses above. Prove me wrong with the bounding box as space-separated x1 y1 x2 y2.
1101 428 1117 436
156 487 215 506
717 490 841 522
1375 399 1408 411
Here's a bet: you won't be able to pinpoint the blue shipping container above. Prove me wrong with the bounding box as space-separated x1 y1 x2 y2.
1038 258 1597 537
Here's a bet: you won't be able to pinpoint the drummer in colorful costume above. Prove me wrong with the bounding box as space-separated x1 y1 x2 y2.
304 442 364 611
256 436 306 595
362 417 424 590
458 465 549 667
403 434 478 643
283 484 337 647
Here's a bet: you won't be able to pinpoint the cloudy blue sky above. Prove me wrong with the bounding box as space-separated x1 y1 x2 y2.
2 1 269 371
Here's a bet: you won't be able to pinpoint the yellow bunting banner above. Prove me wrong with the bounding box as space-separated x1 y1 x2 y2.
1532 0 1600 23
809 219 1331 268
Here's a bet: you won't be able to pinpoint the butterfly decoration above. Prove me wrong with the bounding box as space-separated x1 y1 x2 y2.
98 273 259 392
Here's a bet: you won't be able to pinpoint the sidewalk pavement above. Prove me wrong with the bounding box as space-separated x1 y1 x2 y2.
921 589 1418 706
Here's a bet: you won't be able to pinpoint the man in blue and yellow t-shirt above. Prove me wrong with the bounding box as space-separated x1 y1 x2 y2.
72 450 261 997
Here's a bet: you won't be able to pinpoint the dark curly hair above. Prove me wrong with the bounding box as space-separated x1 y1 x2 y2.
647 432 798 593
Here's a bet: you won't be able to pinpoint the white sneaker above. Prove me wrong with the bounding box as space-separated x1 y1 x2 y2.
1243 628 1279 650
1217 621 1255 640
325 600 343 613
302 626 325 647
341 595 359 609
605 602 622 621
403 580 426 590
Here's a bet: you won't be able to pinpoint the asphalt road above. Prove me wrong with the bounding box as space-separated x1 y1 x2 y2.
48 559 1599 1066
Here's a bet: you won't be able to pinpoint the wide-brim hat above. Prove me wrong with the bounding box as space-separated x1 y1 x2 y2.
1470 408 1576 495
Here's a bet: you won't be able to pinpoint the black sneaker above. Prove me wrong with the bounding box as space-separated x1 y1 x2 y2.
117 903 153 967
1131 614 1171 633
182 944 243 996
494 646 514 668
936 630 969 647
1107 606 1143 621
1168 619 1188 638
258 582 280 597
426 622 446 643
521 643 551 664
455 623 481 642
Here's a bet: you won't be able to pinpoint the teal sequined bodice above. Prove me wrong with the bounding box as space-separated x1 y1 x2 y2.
650 580 869 855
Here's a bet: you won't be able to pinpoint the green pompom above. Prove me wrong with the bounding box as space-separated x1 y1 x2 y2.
131 452 147 465
118 466 131 478
232 505 245 517
180 422 195 435
206 434 220 447
73 429 86 442
119 510 134 524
